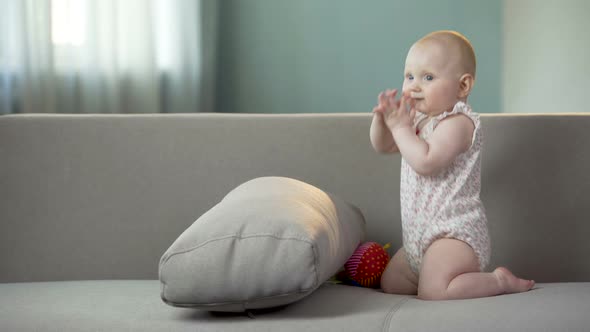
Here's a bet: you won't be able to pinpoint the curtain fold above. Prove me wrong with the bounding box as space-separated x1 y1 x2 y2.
0 0 218 114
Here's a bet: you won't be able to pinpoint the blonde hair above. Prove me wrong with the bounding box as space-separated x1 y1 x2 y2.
418 30 476 78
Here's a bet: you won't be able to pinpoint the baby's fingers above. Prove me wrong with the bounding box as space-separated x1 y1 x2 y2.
407 97 416 110
394 98 401 111
378 92 386 105
386 89 398 100
379 89 397 106
409 107 416 121
399 95 408 113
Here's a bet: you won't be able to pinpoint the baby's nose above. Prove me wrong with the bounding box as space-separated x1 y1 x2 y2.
406 79 420 89
406 85 421 95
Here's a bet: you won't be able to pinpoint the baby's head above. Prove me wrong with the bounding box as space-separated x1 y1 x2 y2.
402 30 476 115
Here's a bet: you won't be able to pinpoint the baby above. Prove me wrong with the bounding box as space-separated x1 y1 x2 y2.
370 30 535 300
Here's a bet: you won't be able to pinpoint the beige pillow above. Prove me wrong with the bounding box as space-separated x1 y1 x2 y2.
159 176 366 312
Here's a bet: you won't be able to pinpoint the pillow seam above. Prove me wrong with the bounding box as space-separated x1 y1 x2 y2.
161 287 319 308
160 234 320 287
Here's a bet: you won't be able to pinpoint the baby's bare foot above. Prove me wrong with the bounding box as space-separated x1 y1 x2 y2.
494 267 535 294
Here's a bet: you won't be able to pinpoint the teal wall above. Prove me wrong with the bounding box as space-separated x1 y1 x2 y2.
216 1 501 114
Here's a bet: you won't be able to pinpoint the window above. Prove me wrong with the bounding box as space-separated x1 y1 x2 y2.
51 0 86 46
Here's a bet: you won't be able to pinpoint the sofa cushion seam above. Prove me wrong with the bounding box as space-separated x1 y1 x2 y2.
381 297 410 332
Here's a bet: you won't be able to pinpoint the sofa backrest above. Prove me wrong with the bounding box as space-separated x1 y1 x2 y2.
1 113 589 283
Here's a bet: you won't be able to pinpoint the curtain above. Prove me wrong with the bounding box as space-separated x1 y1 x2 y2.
0 0 218 114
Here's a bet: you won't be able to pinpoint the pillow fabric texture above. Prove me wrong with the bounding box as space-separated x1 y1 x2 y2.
159 176 366 312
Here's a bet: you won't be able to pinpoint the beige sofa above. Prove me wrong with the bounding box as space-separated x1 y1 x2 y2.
1 113 589 331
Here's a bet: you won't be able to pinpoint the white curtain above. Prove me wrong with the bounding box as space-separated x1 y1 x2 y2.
0 0 218 114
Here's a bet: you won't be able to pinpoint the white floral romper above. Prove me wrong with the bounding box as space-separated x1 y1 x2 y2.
400 101 491 275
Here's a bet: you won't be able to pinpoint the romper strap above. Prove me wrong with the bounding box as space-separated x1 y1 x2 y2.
431 101 480 145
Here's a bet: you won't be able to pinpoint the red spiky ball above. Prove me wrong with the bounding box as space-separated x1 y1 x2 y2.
344 242 390 288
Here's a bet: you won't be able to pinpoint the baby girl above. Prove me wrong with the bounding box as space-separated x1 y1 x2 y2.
369 30 535 300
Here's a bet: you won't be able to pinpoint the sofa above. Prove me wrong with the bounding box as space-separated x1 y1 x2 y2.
1 112 589 331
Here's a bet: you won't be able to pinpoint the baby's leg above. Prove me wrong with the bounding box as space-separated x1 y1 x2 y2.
418 239 535 300
380 247 419 295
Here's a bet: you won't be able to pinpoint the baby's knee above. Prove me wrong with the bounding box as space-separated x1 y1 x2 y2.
417 276 448 300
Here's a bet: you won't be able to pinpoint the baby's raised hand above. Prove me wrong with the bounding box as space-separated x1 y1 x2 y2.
380 90 416 132
372 89 400 117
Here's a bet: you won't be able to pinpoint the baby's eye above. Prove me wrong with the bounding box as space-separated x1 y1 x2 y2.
407 74 414 80
424 74 434 81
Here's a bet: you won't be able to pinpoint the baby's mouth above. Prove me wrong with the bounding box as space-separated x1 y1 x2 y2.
410 92 424 99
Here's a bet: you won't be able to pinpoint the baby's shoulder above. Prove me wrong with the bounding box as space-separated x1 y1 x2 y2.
435 112 475 133
432 113 476 151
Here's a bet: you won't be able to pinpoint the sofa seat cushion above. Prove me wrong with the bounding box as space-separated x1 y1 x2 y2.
1 281 590 332
389 283 590 332
0 281 405 332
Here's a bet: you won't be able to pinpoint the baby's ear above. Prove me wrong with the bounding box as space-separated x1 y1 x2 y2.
458 73 474 98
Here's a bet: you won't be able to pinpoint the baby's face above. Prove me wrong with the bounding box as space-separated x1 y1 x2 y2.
402 40 463 116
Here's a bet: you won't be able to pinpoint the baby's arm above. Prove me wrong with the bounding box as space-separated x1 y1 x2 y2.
370 90 400 154
370 112 399 153
392 114 474 175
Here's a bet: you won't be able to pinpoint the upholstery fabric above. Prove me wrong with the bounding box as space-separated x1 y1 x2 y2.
2 113 590 331
159 176 366 311
1 281 589 332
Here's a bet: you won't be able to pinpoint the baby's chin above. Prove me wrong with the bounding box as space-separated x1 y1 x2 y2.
415 105 446 117
410 99 427 113
412 100 459 116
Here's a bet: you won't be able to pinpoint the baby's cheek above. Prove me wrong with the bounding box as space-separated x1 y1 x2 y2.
401 82 410 94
